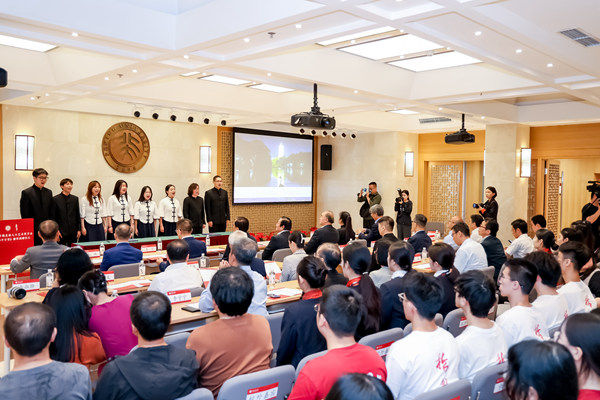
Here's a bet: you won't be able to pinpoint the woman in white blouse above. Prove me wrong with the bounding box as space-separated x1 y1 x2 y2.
106 180 134 240
158 184 182 236
80 180 108 242
134 186 159 238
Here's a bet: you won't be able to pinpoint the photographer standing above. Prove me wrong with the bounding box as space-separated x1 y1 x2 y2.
394 190 412 240
582 191 600 248
357 182 381 229
473 186 499 220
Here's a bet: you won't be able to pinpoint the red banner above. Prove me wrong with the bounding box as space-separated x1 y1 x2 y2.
0 219 34 263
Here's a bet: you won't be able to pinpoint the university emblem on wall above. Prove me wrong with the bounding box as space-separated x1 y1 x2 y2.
102 122 150 173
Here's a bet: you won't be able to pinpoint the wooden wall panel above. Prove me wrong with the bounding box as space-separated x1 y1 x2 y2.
559 158 600 227
465 161 483 217
531 123 600 158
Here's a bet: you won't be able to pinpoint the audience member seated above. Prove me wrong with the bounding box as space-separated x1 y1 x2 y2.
337 211 356 245
288 286 387 400
282 230 308 282
341 242 381 338
94 291 198 400
262 216 292 260
277 256 327 367
452 221 488 273
148 239 203 294
469 214 484 243
45 285 106 369
157 218 207 271
530 214 547 233
479 219 507 281
187 267 271 397
305 211 340 254
43 247 93 304
496 259 549 347
325 374 393 400
428 243 459 317
386 273 459 400
9 220 68 279
557 241 597 313
505 219 534 259
224 230 266 277
407 213 432 253
454 270 507 381
443 215 462 250
316 242 348 287
533 228 558 254
558 227 584 246
358 205 384 247
380 241 416 330
505 340 578 400
370 216 398 271
556 313 600 399
78 270 137 359
0 303 92 400
221 216 256 260
525 251 569 331
199 236 268 316
99 224 143 271
370 239 394 288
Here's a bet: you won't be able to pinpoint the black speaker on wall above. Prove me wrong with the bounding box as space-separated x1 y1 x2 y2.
0 68 7 87
320 144 332 170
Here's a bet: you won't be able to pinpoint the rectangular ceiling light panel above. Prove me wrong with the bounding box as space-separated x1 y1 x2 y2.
339 34 442 60
249 84 295 93
0 34 56 52
200 75 250 85
389 51 481 71
317 26 395 46
388 109 418 114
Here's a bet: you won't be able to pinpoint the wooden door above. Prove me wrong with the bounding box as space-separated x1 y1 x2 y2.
544 159 561 234
427 161 464 225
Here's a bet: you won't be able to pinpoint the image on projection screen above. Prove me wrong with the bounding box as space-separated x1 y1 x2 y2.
233 131 313 203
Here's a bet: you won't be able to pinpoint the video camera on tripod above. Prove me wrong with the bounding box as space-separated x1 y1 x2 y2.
587 181 600 198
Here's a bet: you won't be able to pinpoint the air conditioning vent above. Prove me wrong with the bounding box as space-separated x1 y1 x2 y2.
559 28 600 47
419 117 452 124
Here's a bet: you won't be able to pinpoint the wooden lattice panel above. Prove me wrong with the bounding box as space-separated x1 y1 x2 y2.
527 159 537 223
545 162 561 233
429 163 461 223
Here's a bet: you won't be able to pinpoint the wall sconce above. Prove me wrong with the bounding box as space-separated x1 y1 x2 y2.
404 151 414 177
15 135 34 170
199 146 211 173
520 148 531 178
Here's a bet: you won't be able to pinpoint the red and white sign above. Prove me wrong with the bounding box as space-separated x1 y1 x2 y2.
0 219 34 264
459 316 468 328
494 377 505 394
13 279 40 292
246 382 278 400
375 341 395 357
86 249 101 257
141 244 157 253
8 272 31 280
413 254 422 263
102 271 115 282
166 289 192 304
187 261 200 269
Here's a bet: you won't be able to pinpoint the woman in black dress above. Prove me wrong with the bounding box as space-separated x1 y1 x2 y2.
394 190 412 240
474 186 499 220
337 211 355 245
183 183 205 234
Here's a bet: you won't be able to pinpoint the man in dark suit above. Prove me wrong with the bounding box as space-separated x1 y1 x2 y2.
221 217 255 261
358 204 384 247
407 213 433 253
262 217 292 261
52 178 81 246
158 219 207 271
20 168 54 245
204 175 230 233
479 219 507 281
428 243 459 318
370 216 398 271
380 241 416 330
100 224 143 271
304 211 340 255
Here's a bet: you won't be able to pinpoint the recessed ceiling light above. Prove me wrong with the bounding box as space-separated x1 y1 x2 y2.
200 74 251 85
438 107 443 111
481 116 485 119
547 62 554 68
104 76 109 80
202 72 207 76
44 93 49 97
180 71 201 77
71 32 78 37
389 51 481 71
295 24 302 29
250 83 295 93
30 96 35 100
183 54 190 59
243 37 250 43
515 48 522 54
350 39 356 44
132 69 138 73
0 34 56 52
474 31 482 36
339 34 442 60
353 90 359 94
317 26 395 46
400 29 405 33
388 109 418 115
267 72 272 77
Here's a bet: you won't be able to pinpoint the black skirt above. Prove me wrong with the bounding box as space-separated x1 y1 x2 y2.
84 221 105 242
161 220 177 236
108 219 130 240
136 221 155 238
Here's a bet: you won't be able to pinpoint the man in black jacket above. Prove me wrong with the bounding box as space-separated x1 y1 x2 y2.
479 219 507 281
52 178 80 246
357 182 382 229
304 211 339 255
262 216 292 261
204 175 230 233
358 204 384 247
371 216 398 271
407 214 432 253
380 241 416 330
20 168 54 245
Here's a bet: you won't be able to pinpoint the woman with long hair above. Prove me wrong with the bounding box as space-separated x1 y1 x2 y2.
474 186 499 220
158 184 182 236
106 179 134 240
134 186 158 238
394 190 412 240
43 248 94 305
281 231 308 282
337 211 355 245
183 183 205 234
534 228 559 254
79 180 108 242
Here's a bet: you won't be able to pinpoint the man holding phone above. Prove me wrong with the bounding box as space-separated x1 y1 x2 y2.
357 182 382 229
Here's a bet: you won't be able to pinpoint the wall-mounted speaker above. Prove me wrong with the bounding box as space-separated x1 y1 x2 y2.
320 144 332 170
0 68 7 87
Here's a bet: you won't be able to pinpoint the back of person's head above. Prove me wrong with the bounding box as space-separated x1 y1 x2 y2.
234 216 249 232
504 258 538 295
297 256 327 289
511 218 528 235
561 227 583 243
323 210 335 224
531 214 547 228
114 223 131 240
414 214 427 228
428 243 455 270
319 286 364 337
403 273 443 320
571 220 596 255
342 242 371 274
228 229 247 246
375 240 392 267
325 374 393 400
388 241 415 271
131 291 171 341
4 303 56 357
470 214 484 228
339 211 351 226
535 229 557 251
562 313 600 382
484 219 499 237
231 237 258 265
369 204 384 217
316 242 341 270
288 230 305 249
452 221 470 237
559 241 591 272
78 270 108 295
378 216 394 232
39 220 59 240
455 270 496 318
210 267 254 317
166 239 189 263
524 251 561 288
176 218 193 234
56 248 93 286
279 216 292 231
506 340 578 400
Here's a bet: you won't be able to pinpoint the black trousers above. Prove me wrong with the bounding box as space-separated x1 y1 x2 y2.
362 217 374 229
136 221 155 238
397 224 411 241
209 223 226 233
84 221 105 242
161 221 177 236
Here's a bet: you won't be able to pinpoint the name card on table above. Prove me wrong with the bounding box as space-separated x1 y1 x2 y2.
375 341 395 357
246 382 278 400
13 279 40 292
167 289 192 304
102 271 115 282
86 250 100 257
494 377 505 394
8 272 30 280
141 244 157 253
413 254 422 263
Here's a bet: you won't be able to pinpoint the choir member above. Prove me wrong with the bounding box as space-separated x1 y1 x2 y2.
20 168 54 245
205 175 230 233
158 184 182 236
106 180 134 240
183 183 205 234
80 181 108 242
134 186 159 238
52 178 81 246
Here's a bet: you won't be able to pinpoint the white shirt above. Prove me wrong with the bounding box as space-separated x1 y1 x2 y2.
495 305 548 347
505 234 534 258
391 270 408 280
147 262 203 294
470 229 483 243
454 238 488 273
80 196 108 225
558 281 597 314
107 194 134 222
386 327 459 400
134 200 159 224
456 324 508 382
370 266 392 288
443 233 459 250
532 293 569 330
158 197 183 223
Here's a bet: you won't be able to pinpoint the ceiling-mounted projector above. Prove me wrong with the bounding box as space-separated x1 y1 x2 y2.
291 83 336 129
445 114 475 144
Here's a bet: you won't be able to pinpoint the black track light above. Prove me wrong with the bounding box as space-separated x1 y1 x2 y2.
188 116 194 123
221 120 227 126
322 131 328 136
170 114 177 121
351 133 356 139
133 111 140 118
311 130 316 135
331 132 337 137
299 128 305 134
204 118 210 124
341 132 346 138
152 113 159 119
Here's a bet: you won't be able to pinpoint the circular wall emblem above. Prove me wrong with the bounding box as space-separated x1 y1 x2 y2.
102 122 150 173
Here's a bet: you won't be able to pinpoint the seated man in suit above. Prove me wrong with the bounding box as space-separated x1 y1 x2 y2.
358 204 384 247
305 211 340 255
99 224 143 271
10 220 68 279
157 218 207 271
221 216 256 260
261 216 292 260
407 213 432 253
479 219 506 281
380 241 416 329
148 239 203 294
370 216 398 272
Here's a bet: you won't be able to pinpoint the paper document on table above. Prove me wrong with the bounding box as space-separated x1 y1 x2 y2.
108 279 152 290
199 268 217 283
268 288 303 297
264 262 282 275
413 263 431 271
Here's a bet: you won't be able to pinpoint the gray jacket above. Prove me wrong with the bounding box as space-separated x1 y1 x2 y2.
10 241 68 279
281 249 308 282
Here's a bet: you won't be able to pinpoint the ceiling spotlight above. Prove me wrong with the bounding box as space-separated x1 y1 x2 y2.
350 39 356 44
267 72 272 77
351 133 356 139
299 128 305 134
221 120 227 126
341 132 347 138
203 118 210 124
311 130 316 135
170 114 177 121
515 48 522 54
71 32 78 37
44 93 49 97
30 96 35 101
353 90 359 94
152 113 159 119
474 31 482 36
547 62 554 68
438 107 443 111
331 132 337 137
295 24 302 29
322 131 328 136
480 116 485 119
183 54 190 59
400 29 405 33
104 76 109 81
132 69 138 73
133 110 141 118
188 116 194 123
243 37 250 43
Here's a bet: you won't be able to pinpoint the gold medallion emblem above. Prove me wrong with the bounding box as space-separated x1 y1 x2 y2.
102 122 150 173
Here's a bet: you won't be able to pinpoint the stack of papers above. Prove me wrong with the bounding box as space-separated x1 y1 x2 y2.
268 288 303 297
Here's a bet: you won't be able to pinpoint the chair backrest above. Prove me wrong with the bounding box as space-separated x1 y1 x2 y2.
190 286 204 297
425 221 445 236
471 362 508 400
414 379 471 400
176 388 214 400
481 266 495 282
352 239 367 247
295 350 327 379
405 314 443 336
217 365 295 400
272 248 293 262
164 331 190 349
108 262 144 279
358 328 403 361
443 309 468 337
488 294 499 321
256 250 264 260
267 311 285 351
548 324 561 340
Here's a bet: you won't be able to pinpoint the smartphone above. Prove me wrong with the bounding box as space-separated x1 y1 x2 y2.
182 305 201 313
268 294 281 298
